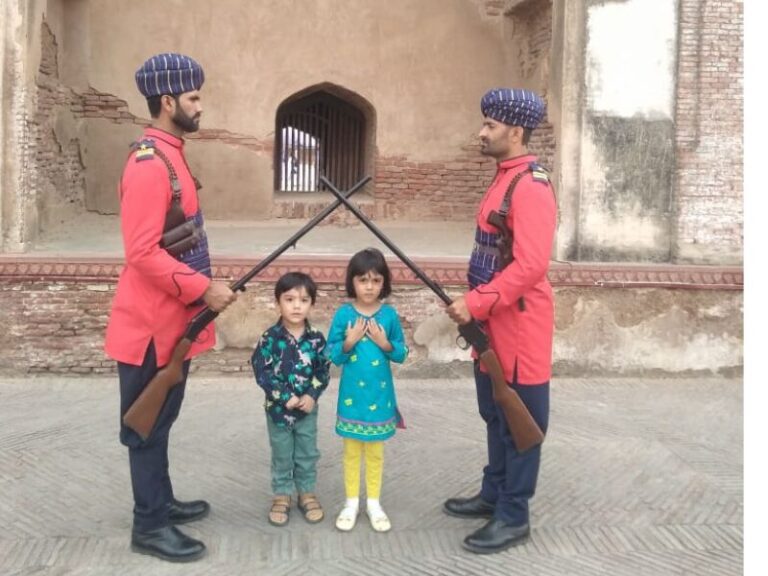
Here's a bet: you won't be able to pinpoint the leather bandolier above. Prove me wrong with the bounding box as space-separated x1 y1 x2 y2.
469 163 552 311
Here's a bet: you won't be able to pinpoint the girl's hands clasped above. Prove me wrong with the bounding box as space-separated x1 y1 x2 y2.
366 318 393 352
343 316 392 353
343 317 368 352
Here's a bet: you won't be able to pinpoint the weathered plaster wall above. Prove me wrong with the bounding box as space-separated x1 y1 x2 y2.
0 0 99 247
73 0 511 221
85 0 506 161
34 16 88 232
579 0 678 262
551 0 743 265
501 0 556 170
553 287 742 374
1 0 744 267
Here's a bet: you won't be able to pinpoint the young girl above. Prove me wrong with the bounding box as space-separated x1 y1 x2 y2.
326 248 409 533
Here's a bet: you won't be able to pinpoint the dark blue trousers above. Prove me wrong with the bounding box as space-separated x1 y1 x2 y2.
475 361 549 527
118 341 190 532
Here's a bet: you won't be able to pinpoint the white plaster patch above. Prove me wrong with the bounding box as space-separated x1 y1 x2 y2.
700 304 734 320
586 0 678 118
413 314 472 363
581 209 664 250
555 300 743 373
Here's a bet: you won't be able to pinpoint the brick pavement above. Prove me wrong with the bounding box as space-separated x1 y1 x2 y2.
0 375 742 575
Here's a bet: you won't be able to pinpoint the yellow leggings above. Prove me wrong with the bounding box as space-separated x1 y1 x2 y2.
343 439 384 499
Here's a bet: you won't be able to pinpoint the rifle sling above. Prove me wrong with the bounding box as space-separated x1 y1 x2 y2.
486 169 528 311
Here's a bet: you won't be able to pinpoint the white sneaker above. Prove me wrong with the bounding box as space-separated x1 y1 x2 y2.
335 504 359 532
366 503 391 533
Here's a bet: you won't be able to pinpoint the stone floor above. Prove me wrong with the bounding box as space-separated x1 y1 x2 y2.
0 374 743 575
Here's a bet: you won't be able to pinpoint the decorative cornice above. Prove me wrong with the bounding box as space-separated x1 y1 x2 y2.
0 255 743 290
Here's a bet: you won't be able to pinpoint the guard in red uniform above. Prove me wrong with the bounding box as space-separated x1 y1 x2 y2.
444 88 557 554
104 53 236 563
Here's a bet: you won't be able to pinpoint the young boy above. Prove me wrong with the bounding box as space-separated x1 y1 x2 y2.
251 272 330 526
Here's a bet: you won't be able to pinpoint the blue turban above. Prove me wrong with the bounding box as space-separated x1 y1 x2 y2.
135 53 205 98
480 88 546 129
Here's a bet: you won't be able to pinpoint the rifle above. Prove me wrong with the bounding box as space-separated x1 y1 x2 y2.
122 176 372 440
319 176 544 453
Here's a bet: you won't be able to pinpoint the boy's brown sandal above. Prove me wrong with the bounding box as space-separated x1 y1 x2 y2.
268 495 291 527
298 493 324 523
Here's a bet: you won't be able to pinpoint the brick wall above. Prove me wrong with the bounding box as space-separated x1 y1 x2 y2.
510 0 552 80
674 0 743 261
0 259 743 376
0 279 453 376
374 145 496 220
1 281 115 374
509 0 555 171
33 21 87 227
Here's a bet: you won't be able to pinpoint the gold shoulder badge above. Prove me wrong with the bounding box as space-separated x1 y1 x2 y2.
529 163 550 183
135 143 155 162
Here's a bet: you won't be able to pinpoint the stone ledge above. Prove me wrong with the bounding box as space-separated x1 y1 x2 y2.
0 255 744 290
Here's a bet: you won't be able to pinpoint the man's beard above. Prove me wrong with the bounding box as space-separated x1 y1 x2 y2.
479 141 496 157
172 107 200 133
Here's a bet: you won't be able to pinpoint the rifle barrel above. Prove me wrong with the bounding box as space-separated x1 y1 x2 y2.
184 176 371 342
319 176 452 306
232 175 371 291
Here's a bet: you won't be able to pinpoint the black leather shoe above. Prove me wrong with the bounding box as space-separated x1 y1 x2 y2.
169 499 210 525
462 518 530 554
131 525 206 562
443 493 495 519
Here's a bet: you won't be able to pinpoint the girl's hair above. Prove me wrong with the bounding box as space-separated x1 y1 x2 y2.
345 248 392 299
275 271 318 304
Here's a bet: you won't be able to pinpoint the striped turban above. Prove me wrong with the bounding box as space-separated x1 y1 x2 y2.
480 88 545 129
135 53 205 98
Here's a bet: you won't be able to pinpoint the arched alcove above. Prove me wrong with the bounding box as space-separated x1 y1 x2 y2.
274 83 376 193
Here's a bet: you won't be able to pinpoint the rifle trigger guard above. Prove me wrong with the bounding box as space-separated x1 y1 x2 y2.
456 334 470 350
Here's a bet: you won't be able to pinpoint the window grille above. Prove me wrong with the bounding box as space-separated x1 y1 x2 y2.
275 91 366 192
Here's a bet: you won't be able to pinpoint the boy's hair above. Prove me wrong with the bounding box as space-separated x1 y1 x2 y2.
345 248 392 299
275 271 318 304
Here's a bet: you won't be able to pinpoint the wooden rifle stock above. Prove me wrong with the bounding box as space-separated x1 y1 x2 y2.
457 322 544 452
121 309 214 440
320 176 544 453
122 176 372 440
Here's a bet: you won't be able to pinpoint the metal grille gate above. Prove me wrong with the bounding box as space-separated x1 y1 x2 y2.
276 91 366 192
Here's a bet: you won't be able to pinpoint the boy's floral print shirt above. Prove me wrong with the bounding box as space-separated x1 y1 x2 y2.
251 320 331 427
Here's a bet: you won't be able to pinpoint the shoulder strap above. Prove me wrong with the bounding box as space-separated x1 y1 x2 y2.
152 147 182 200
497 162 556 218
497 169 529 218
122 139 182 203
121 140 187 235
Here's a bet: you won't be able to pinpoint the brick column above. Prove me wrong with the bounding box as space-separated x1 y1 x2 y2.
0 0 32 252
673 0 743 264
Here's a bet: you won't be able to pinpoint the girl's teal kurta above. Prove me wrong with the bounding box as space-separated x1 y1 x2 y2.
327 303 408 441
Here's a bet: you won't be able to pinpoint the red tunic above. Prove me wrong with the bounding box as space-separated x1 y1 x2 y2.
464 154 557 384
104 127 214 367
